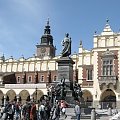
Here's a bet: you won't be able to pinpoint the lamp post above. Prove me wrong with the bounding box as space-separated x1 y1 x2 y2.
35 87 37 103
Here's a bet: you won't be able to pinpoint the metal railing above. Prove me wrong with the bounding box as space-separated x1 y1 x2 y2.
100 102 116 109
84 102 93 107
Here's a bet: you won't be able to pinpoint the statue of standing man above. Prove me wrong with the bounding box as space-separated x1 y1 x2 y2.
61 33 71 57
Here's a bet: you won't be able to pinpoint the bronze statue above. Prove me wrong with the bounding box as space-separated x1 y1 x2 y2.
61 33 71 57
73 81 83 100
55 77 69 100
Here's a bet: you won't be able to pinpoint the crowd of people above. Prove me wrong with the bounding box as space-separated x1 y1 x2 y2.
0 99 71 120
0 99 81 120
0 100 37 120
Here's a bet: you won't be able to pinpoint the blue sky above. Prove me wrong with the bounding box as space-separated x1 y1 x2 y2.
0 0 120 59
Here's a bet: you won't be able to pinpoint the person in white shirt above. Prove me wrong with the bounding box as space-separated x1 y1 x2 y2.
39 103 45 120
74 101 81 120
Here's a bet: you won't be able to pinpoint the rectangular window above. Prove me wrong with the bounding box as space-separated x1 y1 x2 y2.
102 59 113 76
17 76 20 83
28 76 32 83
87 69 93 80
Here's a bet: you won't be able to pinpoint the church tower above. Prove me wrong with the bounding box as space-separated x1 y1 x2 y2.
36 19 56 58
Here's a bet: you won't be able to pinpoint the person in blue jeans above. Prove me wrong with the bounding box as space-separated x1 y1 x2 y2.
74 101 81 120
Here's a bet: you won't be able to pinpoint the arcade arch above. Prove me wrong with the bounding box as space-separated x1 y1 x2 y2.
100 89 116 109
82 90 93 107
6 89 16 101
19 90 30 104
32 89 44 103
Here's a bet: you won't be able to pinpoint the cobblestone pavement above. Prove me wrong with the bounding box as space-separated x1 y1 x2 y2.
0 108 119 120
59 108 119 120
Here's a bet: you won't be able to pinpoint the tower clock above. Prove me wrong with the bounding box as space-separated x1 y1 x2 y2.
36 19 56 58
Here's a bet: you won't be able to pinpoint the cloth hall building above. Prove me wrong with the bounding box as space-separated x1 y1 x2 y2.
0 20 120 109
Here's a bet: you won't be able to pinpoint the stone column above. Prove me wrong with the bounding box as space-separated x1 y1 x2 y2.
30 95 33 102
16 95 19 102
91 108 96 120
108 108 112 116
4 95 6 106
116 100 120 109
93 100 100 108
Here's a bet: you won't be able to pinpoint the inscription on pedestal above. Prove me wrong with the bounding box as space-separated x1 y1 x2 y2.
58 66 69 80
59 66 69 71
57 57 75 82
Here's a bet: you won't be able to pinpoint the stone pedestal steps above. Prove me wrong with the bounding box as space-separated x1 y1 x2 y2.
60 108 117 120
60 107 101 120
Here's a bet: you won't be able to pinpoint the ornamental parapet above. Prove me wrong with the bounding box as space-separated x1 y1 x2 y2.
98 75 117 86
5 83 47 89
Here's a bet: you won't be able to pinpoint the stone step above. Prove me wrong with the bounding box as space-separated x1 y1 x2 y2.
71 115 100 119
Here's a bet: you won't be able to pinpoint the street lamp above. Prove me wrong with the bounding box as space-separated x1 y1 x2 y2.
35 87 37 103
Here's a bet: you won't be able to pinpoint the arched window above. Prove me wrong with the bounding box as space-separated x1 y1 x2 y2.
17 76 20 83
28 76 32 83
53 75 57 81
40 75 44 82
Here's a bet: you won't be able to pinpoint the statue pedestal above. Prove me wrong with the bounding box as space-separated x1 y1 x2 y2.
56 57 75 104
56 57 75 87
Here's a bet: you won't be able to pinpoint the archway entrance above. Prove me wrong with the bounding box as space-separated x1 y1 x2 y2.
6 90 16 101
100 89 116 109
33 90 44 103
19 90 30 104
82 90 93 107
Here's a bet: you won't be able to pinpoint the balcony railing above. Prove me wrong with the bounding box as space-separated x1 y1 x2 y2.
98 75 117 86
